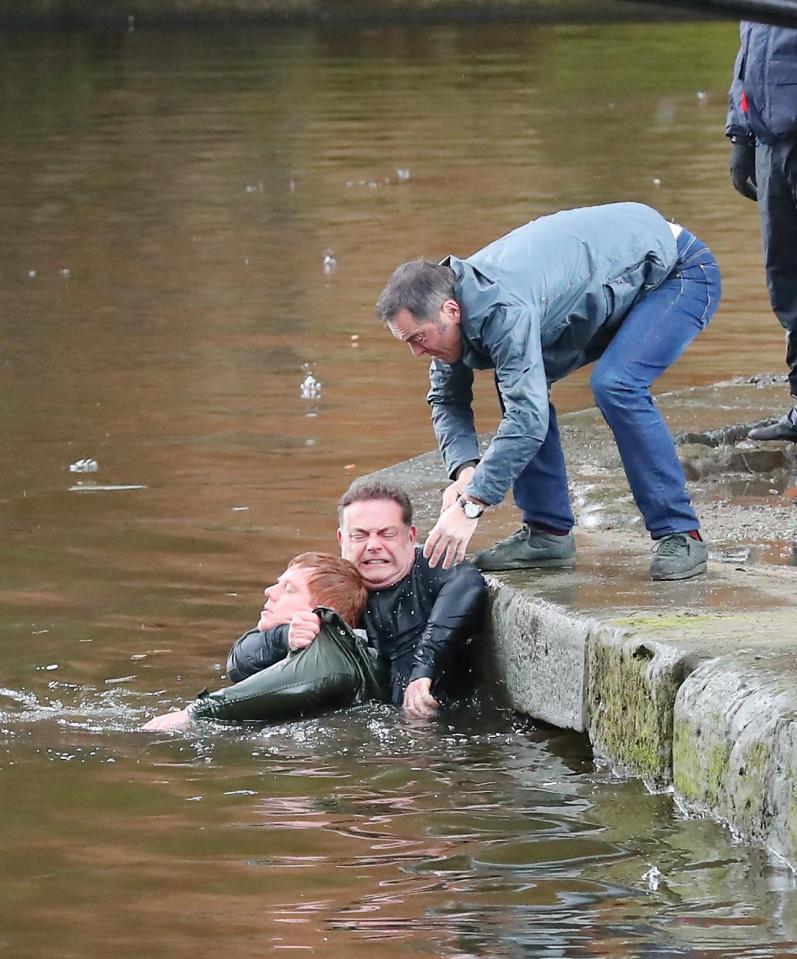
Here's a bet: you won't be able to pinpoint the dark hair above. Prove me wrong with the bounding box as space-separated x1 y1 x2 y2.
288 551 367 626
337 478 413 527
375 259 456 326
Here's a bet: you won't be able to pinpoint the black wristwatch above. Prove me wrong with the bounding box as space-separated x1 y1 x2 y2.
457 495 485 519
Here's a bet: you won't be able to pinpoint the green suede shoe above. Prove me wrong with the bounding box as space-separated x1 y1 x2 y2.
650 533 707 581
472 525 575 572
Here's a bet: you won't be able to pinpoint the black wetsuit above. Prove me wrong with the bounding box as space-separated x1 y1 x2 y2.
227 549 487 705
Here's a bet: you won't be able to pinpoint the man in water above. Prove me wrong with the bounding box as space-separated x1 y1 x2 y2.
145 480 486 729
376 202 721 582
143 552 383 731
228 478 487 718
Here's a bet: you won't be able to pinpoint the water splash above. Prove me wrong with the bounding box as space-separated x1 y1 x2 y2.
69 458 98 473
300 364 322 400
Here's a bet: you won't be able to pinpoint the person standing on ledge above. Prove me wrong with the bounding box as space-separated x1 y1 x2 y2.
727 21 797 442
376 202 721 582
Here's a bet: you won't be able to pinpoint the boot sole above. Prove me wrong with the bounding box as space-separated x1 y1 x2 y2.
651 560 707 581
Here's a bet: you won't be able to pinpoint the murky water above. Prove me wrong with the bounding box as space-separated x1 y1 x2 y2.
2 15 796 958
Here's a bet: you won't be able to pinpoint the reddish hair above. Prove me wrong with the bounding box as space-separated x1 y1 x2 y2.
288 552 366 626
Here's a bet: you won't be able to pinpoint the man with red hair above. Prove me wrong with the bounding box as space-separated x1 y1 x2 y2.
143 552 384 731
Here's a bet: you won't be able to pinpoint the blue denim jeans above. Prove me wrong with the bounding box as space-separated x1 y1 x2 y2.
514 228 722 538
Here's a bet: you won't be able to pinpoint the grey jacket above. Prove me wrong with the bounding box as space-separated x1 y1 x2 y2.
427 202 678 506
726 22 797 145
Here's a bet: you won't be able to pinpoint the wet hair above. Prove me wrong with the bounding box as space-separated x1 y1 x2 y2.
337 478 413 527
375 259 456 326
288 551 367 626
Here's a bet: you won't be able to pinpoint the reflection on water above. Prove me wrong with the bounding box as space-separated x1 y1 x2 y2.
3 699 797 957
2 15 796 959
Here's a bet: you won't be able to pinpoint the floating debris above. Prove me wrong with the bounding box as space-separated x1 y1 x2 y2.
60 268 71 278
104 675 137 685
652 177 662 187
323 250 337 274
299 364 321 400
696 90 707 101
27 270 37 278
351 334 359 348
231 506 250 512
69 483 147 493
69 457 98 473
395 167 411 181
642 865 664 891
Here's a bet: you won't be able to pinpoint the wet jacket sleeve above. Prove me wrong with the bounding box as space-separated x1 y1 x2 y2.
427 359 480 479
726 24 753 142
462 304 549 507
409 561 486 685
226 626 289 683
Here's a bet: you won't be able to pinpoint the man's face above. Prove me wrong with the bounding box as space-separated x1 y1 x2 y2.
388 302 462 364
257 565 315 631
337 498 417 590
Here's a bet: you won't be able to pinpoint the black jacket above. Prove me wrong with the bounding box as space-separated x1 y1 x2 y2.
226 549 486 705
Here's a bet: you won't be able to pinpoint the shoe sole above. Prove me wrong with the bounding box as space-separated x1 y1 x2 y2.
474 556 576 572
651 560 707 581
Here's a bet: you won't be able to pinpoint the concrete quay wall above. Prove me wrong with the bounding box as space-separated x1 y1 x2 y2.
376 378 797 868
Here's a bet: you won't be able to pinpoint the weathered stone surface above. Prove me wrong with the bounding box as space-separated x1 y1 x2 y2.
674 654 797 865
587 627 698 785
486 581 588 731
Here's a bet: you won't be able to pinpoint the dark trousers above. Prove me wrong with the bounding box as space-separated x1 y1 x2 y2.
756 139 797 398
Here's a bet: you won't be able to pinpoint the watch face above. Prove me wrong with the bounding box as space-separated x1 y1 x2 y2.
459 498 481 519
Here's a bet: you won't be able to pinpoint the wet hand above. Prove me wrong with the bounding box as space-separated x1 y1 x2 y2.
142 708 191 732
423 503 478 569
288 610 321 651
441 466 476 511
402 678 440 718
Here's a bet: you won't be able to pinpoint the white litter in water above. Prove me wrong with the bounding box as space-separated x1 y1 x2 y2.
696 90 707 101
69 483 146 493
231 506 250 512
323 250 337 274
60 268 71 278
652 178 662 187
395 167 411 181
299 365 321 399
69 458 98 473
642 866 664 891
104 675 137 685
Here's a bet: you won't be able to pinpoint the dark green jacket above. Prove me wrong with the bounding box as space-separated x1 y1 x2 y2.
188 608 389 724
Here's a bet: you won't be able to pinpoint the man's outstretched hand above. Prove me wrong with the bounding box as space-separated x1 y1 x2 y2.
424 502 478 569
142 708 191 732
402 677 440 719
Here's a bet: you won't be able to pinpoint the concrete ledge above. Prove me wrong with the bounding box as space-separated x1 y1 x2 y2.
674 655 797 865
377 378 797 866
487 583 588 731
586 626 699 785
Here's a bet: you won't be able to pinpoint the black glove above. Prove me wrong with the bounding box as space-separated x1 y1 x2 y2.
729 140 757 201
